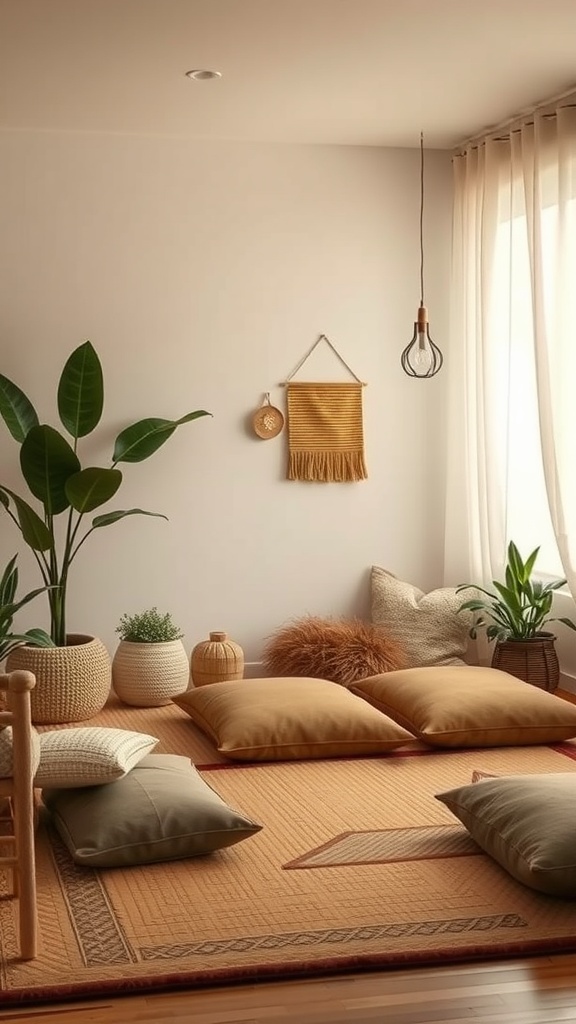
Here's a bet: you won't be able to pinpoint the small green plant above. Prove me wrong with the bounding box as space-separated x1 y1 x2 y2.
116 607 184 644
0 554 54 662
457 540 576 642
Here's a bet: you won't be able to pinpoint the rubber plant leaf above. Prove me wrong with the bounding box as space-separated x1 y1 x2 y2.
0 375 39 443
65 467 122 513
92 508 168 529
0 487 52 551
20 425 81 515
113 411 211 464
57 341 104 439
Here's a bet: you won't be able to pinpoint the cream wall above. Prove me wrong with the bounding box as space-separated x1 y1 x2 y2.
0 131 452 661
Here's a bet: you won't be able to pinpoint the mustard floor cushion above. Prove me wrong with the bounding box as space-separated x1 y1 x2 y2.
173 676 414 761
349 665 576 748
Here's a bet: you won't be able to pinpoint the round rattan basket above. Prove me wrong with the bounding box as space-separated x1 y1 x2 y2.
6 634 112 724
491 632 560 691
190 631 244 686
112 639 190 707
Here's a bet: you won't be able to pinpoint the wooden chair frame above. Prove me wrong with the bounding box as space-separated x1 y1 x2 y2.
0 669 37 960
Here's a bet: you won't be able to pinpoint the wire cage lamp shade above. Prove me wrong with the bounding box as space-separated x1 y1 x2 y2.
400 133 444 378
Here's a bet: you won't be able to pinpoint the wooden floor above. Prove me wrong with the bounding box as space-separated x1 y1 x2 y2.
2 955 576 1023
2 689 575 1023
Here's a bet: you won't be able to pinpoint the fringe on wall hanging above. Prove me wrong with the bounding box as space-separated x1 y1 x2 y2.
282 335 368 483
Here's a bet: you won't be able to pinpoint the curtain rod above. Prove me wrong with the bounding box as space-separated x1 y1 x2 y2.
454 83 576 154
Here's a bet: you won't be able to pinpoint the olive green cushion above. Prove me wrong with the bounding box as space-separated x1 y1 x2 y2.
42 754 262 867
436 773 576 896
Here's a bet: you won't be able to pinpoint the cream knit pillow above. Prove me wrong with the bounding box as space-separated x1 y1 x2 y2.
35 728 158 788
371 566 473 667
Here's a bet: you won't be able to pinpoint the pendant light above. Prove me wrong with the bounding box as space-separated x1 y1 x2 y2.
400 132 443 378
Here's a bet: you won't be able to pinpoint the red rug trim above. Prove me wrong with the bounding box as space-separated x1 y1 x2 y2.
3 933 576 1007
550 741 576 762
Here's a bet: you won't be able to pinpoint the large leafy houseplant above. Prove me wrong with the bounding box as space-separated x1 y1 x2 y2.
457 541 576 642
0 341 210 647
0 554 54 662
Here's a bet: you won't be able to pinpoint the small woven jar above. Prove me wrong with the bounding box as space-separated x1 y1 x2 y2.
190 631 244 687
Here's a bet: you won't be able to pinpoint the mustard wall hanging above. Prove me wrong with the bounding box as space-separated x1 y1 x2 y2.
281 334 367 483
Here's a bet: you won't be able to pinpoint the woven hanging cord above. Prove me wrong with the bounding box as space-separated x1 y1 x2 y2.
283 334 366 387
286 381 367 482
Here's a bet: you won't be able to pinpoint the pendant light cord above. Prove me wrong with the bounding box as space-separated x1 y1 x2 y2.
419 130 424 307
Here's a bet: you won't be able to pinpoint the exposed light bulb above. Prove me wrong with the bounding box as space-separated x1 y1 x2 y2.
400 306 443 378
413 329 433 371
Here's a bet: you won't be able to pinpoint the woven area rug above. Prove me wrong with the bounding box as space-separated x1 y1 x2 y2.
3 700 576 1006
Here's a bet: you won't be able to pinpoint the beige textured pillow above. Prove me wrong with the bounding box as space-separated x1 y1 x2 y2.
436 773 576 896
349 665 576 747
34 727 158 788
371 566 472 666
172 677 413 761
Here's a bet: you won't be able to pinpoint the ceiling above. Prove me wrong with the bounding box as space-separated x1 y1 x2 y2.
2 0 576 149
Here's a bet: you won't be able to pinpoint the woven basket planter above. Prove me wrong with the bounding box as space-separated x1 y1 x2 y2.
6 634 112 725
112 639 189 707
190 631 244 686
491 632 560 691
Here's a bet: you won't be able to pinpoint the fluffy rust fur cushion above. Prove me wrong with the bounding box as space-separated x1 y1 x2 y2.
262 616 406 686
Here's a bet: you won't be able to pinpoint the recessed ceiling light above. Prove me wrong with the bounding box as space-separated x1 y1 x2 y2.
185 69 222 81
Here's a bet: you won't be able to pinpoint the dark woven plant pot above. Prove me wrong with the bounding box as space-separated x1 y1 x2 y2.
491 632 559 691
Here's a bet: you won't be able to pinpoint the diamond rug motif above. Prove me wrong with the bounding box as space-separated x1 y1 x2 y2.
283 823 482 868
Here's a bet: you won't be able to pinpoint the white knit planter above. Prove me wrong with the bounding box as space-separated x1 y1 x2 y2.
112 640 189 707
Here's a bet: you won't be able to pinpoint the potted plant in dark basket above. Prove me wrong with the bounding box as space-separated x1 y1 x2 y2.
0 340 210 723
112 607 189 707
457 540 576 691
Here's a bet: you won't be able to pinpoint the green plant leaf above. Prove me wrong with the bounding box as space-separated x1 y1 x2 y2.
113 411 211 464
542 578 568 592
523 546 541 580
0 630 54 660
0 375 39 442
0 554 18 606
65 467 122 513
20 425 80 515
9 584 57 614
20 627 55 647
57 341 104 439
492 581 522 614
0 487 52 550
91 508 168 529
553 617 576 631
507 540 527 583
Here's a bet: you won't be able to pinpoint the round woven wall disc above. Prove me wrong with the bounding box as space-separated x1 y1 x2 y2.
252 403 284 439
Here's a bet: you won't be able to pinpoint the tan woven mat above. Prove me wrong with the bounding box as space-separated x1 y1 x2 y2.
4 703 576 1005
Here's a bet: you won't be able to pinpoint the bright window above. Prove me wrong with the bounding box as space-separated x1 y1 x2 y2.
493 201 576 579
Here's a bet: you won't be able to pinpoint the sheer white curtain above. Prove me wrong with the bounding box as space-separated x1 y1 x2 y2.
444 100 576 597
